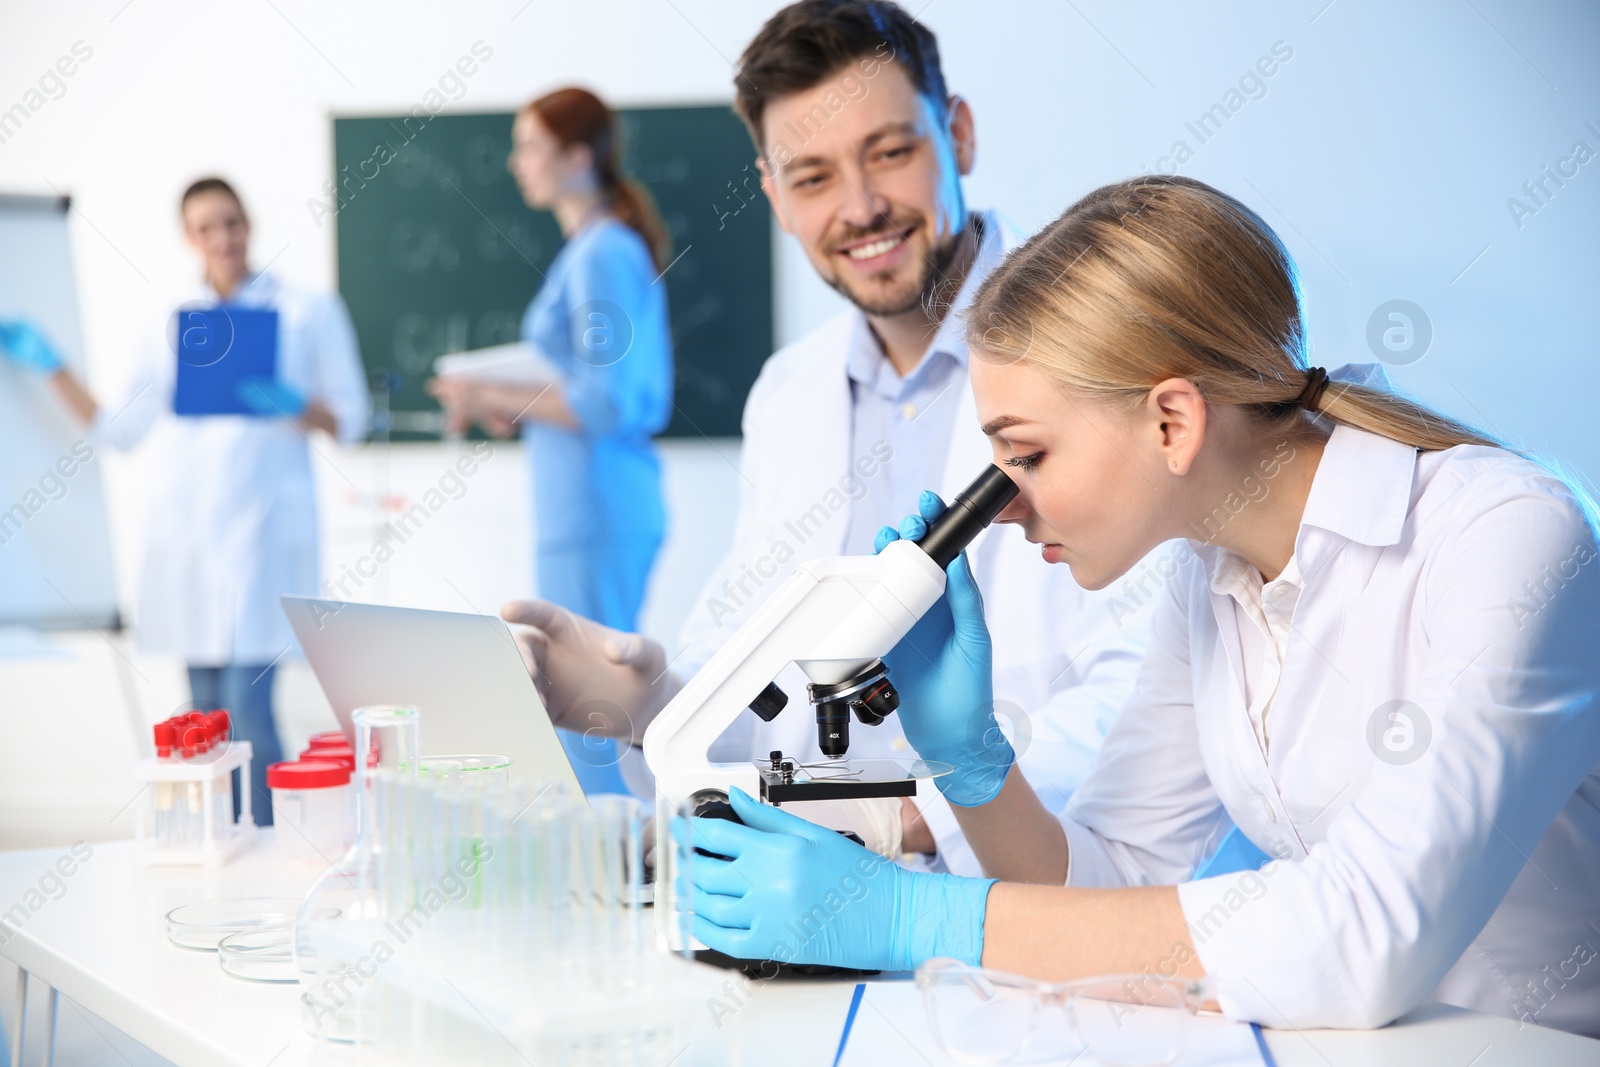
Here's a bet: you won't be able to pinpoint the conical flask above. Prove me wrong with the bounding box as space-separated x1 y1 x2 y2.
293 704 419 1042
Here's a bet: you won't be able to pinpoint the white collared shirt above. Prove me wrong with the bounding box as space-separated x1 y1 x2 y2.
1212 550 1305 755
1056 422 1600 1036
841 215 1000 557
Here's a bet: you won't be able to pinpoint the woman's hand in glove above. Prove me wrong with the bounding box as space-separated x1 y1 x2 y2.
875 490 1015 806
675 788 993 970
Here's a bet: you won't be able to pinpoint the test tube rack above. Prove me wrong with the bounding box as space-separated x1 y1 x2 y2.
132 740 255 867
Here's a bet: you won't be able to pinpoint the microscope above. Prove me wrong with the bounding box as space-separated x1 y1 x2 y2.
643 465 1019 955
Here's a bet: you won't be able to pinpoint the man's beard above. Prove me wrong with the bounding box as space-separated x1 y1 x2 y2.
826 216 971 318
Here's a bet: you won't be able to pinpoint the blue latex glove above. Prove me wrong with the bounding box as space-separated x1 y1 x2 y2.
675 788 994 970
875 490 1015 806
0 319 64 373
234 376 307 417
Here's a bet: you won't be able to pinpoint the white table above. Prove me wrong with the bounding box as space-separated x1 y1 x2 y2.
1 835 1596 1067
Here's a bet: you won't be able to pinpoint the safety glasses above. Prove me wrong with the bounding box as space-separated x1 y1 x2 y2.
915 958 1210 1066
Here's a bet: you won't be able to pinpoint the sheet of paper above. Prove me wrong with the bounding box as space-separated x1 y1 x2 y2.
835 981 1266 1067
432 341 560 386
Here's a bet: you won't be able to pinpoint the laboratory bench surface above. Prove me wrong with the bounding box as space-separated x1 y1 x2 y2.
0 835 1596 1067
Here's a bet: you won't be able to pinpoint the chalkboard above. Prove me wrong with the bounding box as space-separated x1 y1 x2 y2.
332 106 772 439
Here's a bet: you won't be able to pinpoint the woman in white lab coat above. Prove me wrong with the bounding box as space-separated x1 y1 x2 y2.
676 176 1600 1037
12 178 370 825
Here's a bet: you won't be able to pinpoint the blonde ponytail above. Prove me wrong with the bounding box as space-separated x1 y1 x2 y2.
967 176 1504 454
1313 378 1501 452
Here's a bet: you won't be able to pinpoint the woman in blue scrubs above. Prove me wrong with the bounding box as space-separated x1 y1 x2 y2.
430 88 673 791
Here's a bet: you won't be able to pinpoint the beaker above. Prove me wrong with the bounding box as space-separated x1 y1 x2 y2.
292 704 420 1043
418 753 513 788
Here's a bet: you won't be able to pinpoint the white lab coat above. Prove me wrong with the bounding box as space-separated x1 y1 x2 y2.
95 272 369 665
1060 420 1600 1035
665 223 1151 876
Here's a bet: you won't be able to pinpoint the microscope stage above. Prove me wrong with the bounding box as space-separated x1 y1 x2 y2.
756 755 952 804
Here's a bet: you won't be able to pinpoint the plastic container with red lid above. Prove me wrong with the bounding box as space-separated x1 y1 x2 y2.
300 745 355 770
267 759 354 864
268 760 351 790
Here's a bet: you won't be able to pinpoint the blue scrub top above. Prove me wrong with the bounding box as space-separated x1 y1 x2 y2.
521 217 673 630
521 218 672 793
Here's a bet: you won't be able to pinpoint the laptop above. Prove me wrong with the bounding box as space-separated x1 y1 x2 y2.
280 595 585 797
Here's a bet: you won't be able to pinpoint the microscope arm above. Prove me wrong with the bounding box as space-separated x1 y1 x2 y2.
644 465 1018 956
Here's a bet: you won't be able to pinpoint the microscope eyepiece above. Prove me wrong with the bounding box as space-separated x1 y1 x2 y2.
913 465 1020 568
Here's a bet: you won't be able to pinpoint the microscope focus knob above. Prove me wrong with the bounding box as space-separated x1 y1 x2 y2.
749 682 789 722
687 788 741 861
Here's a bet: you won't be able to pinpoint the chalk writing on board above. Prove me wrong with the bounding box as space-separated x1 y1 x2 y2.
393 310 521 373
390 220 462 273
390 143 469 193
464 133 506 186
474 216 543 266
676 360 732 406
673 291 722 343
712 164 763 231
635 155 690 185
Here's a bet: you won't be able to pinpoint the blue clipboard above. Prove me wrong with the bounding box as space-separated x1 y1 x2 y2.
171 305 280 416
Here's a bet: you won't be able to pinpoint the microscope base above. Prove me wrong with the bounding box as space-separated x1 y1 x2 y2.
693 947 881 980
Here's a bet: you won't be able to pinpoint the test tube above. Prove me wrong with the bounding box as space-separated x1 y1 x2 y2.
359 770 709 1062
152 721 176 848
588 794 647 957
208 712 232 837
661 796 699 963
184 773 202 849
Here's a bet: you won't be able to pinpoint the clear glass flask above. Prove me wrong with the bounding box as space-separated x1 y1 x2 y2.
292 704 420 1043
418 753 514 789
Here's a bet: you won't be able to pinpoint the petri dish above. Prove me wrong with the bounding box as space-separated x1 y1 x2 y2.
218 926 300 982
166 897 336 950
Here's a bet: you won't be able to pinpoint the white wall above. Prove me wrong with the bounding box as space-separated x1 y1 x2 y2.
0 0 1596 850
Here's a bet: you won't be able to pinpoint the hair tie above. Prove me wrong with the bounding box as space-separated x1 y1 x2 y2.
1296 366 1330 411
